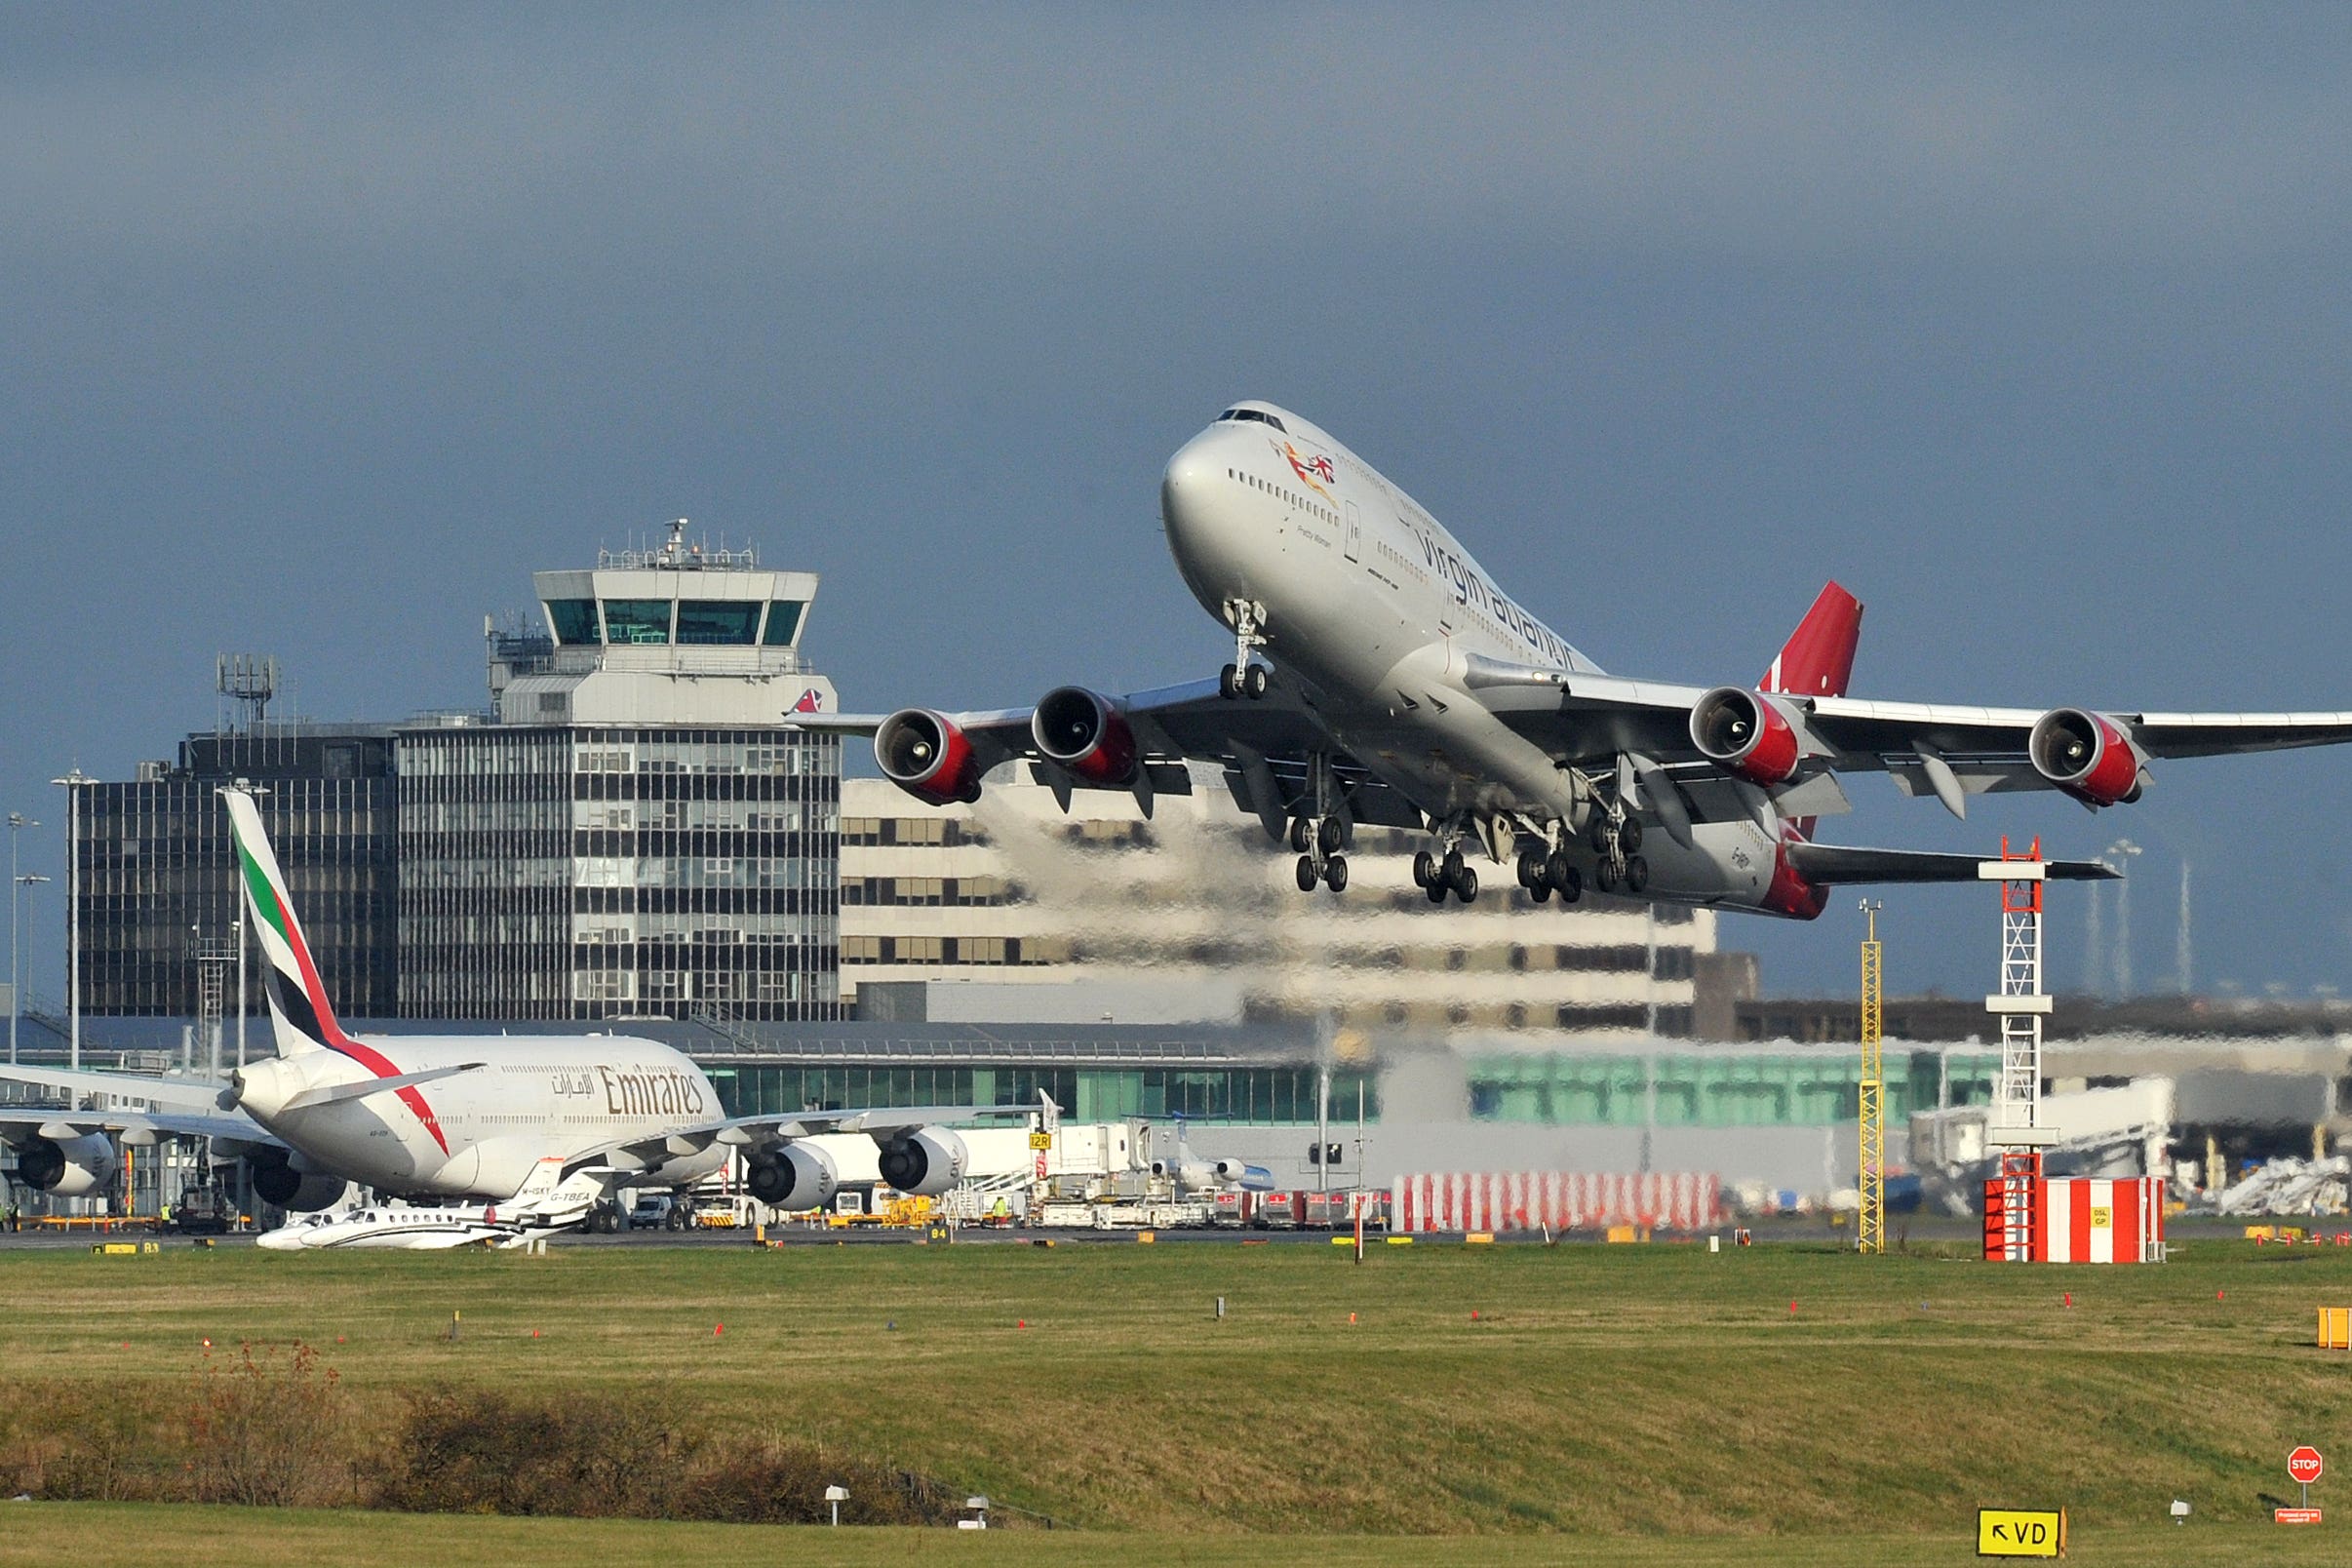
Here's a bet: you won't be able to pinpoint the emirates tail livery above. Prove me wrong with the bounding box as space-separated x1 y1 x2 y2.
801 400 2352 917
0 788 1012 1215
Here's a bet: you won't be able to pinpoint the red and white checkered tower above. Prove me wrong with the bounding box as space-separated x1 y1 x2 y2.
1981 838 2056 1261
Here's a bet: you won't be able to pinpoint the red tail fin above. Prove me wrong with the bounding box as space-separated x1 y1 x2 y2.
1761 582 1863 698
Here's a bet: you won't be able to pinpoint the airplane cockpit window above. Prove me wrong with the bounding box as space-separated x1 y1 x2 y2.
1219 408 1287 433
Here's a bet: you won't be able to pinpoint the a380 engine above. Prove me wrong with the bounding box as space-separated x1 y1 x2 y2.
1031 686 1138 785
877 1129 968 1196
2029 708 2148 806
1690 686 1804 786
13 1128 118 1197
875 709 983 806
747 1141 839 1211
248 1152 348 1212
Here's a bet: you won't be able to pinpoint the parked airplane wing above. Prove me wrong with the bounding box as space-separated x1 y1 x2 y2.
0 1062 242 1116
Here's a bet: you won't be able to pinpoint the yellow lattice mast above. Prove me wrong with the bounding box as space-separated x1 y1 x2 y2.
1858 899 1885 1255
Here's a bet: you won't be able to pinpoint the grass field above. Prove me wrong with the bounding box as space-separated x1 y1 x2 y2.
3 1234 2349 1561
0 1503 2343 1568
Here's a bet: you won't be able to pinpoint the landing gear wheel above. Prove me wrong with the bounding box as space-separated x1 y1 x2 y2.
1530 881 1551 904
1219 663 1239 700
1452 865 1478 904
1323 855 1349 892
1588 815 1615 854
1624 853 1649 893
1547 849 1573 889
1442 848 1466 883
1412 849 1436 887
1425 878 1449 905
1619 817 1644 853
1295 854 1319 892
1243 664 1270 699
1516 849 1546 888
1289 817 1312 853
1556 865 1583 904
1318 816 1345 856
1594 859 1620 894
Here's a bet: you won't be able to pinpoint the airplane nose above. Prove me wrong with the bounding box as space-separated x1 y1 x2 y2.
1159 433 1232 575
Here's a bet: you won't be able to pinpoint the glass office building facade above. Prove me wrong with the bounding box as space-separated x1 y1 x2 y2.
398 724 842 1020
77 728 400 1018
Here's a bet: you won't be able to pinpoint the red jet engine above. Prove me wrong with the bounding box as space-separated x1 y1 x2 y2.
875 709 983 805
2029 708 2147 806
1690 686 1804 787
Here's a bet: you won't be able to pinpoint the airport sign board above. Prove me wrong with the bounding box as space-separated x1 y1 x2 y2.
1976 1508 2064 1557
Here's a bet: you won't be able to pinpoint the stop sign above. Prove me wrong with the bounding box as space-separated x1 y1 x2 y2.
2289 1446 2324 1486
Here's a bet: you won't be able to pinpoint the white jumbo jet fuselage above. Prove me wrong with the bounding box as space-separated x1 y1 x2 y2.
1158 403 1794 909
231 1037 728 1200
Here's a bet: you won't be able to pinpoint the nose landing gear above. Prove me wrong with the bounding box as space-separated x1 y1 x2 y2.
1218 600 1271 700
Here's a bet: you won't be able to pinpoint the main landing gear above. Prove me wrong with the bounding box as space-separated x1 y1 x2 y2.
1291 811 1350 893
1515 844 1584 905
1588 807 1649 895
1218 599 1271 700
1412 844 1479 905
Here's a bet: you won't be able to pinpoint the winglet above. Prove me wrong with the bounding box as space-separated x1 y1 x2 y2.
1761 581 1863 699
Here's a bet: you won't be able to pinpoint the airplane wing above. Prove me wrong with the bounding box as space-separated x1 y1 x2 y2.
0 1062 240 1115
573 1103 1035 1176
796 672 1427 838
0 1104 275 1147
1470 659 2352 820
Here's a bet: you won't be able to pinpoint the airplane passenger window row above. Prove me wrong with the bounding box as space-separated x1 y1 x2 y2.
1228 469 1338 528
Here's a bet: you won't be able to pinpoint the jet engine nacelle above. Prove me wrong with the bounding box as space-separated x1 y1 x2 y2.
747 1141 839 1211
877 1128 969 1196
250 1156 349 1213
15 1130 118 1197
2029 707 2147 806
1031 686 1138 785
875 709 983 806
1690 686 1803 786
1210 1158 1275 1192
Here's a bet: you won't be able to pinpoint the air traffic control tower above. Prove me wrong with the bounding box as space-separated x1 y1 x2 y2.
399 522 845 1023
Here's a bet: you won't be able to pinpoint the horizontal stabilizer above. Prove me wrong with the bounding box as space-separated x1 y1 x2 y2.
279 1062 485 1112
1784 843 2119 886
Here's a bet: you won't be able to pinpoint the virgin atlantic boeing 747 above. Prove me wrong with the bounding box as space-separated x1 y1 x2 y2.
801 401 2352 918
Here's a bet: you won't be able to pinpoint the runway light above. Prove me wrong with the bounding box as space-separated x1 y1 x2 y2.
2171 1499 2191 1524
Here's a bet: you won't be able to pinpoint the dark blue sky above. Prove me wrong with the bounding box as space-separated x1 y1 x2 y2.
6 7 2351 1005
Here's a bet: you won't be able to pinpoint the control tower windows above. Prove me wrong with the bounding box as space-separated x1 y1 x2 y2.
546 599 600 646
602 600 673 645
762 602 805 646
677 601 760 646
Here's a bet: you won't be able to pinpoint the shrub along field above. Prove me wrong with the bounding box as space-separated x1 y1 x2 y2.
1 1235 2348 1558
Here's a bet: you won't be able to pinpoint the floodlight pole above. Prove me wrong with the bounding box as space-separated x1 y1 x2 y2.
50 772 92 1069
8 812 37 1065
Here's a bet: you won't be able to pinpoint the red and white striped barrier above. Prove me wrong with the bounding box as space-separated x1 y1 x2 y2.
1389 1171 1722 1234
2035 1177 2165 1263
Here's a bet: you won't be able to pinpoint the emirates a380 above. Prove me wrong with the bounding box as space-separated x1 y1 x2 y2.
804 400 2352 916
0 789 1005 1216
